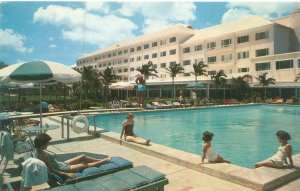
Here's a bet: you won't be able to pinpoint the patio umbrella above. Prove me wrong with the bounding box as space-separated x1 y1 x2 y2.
186 82 206 89
0 60 82 126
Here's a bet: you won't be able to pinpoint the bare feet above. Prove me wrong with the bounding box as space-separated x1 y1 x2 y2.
145 139 151 145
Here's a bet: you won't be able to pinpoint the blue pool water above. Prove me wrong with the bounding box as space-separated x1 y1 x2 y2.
90 105 300 168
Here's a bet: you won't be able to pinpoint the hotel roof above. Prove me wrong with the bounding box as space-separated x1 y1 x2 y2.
182 16 274 45
79 24 195 59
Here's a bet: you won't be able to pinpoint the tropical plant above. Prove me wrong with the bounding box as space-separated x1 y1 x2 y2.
231 74 252 101
211 70 227 100
136 61 158 78
164 63 184 97
192 60 208 83
99 67 119 107
82 67 101 100
255 72 275 100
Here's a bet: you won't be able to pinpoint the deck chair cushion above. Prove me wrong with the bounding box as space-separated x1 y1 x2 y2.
112 170 148 188
129 165 165 183
90 174 131 191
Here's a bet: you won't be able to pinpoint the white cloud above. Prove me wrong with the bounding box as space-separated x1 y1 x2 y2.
222 2 300 23
33 5 137 47
49 44 57 48
85 2 110 14
0 28 33 54
119 2 196 34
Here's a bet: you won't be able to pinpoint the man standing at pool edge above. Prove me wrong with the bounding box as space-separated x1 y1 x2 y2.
135 70 146 107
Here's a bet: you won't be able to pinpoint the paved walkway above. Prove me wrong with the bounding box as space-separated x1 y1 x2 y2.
2 116 300 191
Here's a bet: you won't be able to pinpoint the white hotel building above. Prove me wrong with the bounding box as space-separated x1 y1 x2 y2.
76 9 300 100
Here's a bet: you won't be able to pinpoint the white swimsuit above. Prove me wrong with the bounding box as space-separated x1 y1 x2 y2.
203 142 218 162
269 145 288 168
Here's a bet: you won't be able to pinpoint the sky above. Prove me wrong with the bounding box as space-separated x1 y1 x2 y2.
0 1 300 67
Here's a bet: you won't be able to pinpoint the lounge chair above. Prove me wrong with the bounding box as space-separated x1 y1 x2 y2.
165 101 174 108
285 98 294 104
172 101 182 108
48 156 133 187
45 165 168 191
145 103 156 109
152 102 169 109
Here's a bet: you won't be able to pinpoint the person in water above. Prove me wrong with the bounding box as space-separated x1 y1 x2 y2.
254 130 293 169
120 113 150 145
201 131 230 164
34 133 111 179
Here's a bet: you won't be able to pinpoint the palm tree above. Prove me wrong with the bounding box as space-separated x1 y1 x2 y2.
192 60 208 83
164 63 184 98
211 70 227 100
99 67 119 107
82 67 101 100
136 61 158 78
255 72 275 100
232 74 252 101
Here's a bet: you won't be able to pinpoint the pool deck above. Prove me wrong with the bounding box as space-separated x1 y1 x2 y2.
2 114 300 191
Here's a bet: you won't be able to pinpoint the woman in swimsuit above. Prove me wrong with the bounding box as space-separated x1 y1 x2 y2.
201 131 230 164
120 113 150 145
34 133 111 179
254 130 293 168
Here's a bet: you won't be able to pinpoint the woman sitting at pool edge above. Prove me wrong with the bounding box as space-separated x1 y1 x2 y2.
120 113 150 146
254 130 293 169
34 133 111 179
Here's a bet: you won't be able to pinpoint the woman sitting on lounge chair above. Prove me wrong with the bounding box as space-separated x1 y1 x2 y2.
34 133 111 179
120 113 150 146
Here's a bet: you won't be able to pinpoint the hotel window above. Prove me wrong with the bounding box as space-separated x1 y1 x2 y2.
152 42 157 47
195 44 203 51
130 48 134 52
118 60 122 64
170 49 176 55
221 54 232 62
169 61 176 67
124 59 128 63
103 63 107 67
208 70 216 75
98 64 102 67
153 64 157 69
183 60 191 66
256 31 269 40
184 73 191 76
137 46 142 51
207 41 216 50
124 49 128 54
108 54 111 58
183 47 190 53
130 67 134 71
160 51 166 57
152 53 157 58
255 62 270 71
160 63 166 68
130 58 134 62
276 59 294 70
118 69 122 73
256 48 269 57
207 56 217 63
103 55 107 59
118 51 122 55
160 39 166 45
221 38 232 47
144 44 149 49
137 56 141 61
144 55 149 60
94 65 97 68
170 37 176 43
237 35 249 43
108 62 111 66
237 51 249 59
238 67 249 73
94 57 98 61
123 68 128 72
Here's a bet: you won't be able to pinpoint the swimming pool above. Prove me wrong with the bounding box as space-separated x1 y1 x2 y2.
90 105 300 168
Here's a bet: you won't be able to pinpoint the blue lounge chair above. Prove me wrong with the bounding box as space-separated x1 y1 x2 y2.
145 103 156 109
48 156 133 187
46 165 169 191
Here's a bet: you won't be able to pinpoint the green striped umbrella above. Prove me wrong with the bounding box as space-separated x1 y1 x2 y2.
0 60 81 126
